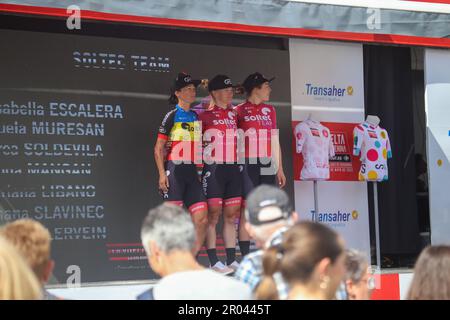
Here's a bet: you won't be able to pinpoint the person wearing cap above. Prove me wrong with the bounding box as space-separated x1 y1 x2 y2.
234 72 287 257
154 72 208 255
198 75 242 274
234 184 297 299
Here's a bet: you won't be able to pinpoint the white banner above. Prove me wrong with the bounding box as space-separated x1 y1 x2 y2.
424 49 450 245
289 38 371 258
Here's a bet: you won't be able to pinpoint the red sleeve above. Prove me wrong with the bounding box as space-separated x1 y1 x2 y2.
157 133 168 140
271 105 277 129
198 111 209 133
233 104 242 127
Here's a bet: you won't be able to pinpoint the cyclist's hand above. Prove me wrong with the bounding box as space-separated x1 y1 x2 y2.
277 169 286 189
159 174 169 193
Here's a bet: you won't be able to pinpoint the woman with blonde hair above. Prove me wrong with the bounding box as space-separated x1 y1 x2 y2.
0 237 42 300
198 75 242 274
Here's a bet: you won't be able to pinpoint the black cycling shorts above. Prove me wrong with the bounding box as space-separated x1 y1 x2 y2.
242 158 277 199
162 161 207 213
201 163 243 208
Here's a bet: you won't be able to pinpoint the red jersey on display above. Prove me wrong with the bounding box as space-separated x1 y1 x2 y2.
199 105 238 163
234 101 277 159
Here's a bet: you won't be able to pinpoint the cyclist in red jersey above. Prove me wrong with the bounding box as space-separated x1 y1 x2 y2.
154 72 208 255
234 72 286 256
199 75 242 274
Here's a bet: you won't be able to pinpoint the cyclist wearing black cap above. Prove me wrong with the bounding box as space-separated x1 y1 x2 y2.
234 72 286 257
154 72 208 254
199 74 242 274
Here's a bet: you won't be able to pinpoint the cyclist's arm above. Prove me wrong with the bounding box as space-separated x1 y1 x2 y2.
154 137 167 177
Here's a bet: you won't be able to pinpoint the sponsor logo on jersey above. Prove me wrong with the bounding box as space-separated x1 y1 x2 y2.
261 107 271 115
202 171 211 193
212 118 236 126
181 122 194 131
310 128 320 137
244 114 271 122
368 130 377 138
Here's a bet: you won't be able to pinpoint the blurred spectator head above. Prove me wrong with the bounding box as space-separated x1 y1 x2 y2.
245 185 297 246
256 221 345 300
0 219 54 285
407 245 450 300
0 236 42 300
344 249 374 300
141 203 196 276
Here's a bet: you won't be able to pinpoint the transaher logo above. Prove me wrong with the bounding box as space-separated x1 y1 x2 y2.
311 209 359 224
347 86 354 96
304 83 355 99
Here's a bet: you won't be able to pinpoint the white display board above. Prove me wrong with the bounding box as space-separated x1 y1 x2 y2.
424 48 450 245
289 39 371 257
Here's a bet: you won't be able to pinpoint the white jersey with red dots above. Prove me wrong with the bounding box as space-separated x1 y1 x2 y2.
353 122 392 182
294 119 335 180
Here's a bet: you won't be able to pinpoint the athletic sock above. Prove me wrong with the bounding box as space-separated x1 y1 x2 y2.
225 248 236 265
206 248 219 266
239 241 251 257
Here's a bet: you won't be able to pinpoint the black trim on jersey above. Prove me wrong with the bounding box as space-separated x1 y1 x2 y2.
158 108 176 137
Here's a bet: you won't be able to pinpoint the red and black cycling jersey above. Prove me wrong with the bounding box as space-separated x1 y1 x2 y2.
198 105 238 163
234 101 277 159
158 104 202 163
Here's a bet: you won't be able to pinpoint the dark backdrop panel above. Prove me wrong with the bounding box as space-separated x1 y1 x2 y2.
0 28 292 283
363 45 421 257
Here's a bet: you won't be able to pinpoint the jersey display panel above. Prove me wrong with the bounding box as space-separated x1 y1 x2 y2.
294 119 335 180
353 121 392 182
